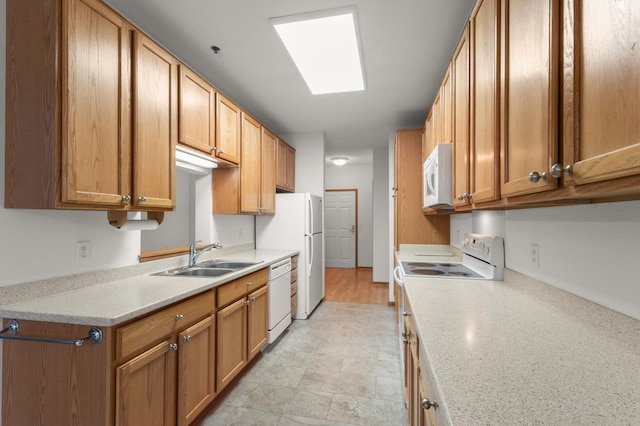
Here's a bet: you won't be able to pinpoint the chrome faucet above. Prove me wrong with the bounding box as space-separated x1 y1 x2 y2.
189 240 223 267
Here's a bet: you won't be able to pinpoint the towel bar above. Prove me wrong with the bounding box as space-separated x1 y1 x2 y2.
0 319 103 346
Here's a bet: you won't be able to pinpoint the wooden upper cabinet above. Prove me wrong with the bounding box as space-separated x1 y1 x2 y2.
441 65 453 143
5 0 133 209
261 128 277 214
500 0 559 198
470 0 501 204
132 32 177 209
5 0 177 212
452 25 472 209
178 65 216 156
62 0 132 207
216 94 242 165
240 112 262 213
562 0 640 186
276 139 296 192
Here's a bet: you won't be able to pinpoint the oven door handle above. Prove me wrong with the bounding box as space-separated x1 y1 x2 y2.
393 266 404 286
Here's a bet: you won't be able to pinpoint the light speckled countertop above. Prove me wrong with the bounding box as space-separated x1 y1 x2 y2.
0 249 297 327
397 247 640 425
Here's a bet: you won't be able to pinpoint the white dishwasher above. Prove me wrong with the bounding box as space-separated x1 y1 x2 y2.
268 258 292 343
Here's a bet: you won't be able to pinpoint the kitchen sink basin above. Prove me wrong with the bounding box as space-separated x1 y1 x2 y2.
152 267 235 278
198 260 263 269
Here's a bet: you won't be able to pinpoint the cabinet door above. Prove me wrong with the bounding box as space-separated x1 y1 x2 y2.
452 26 472 209
563 0 640 185
441 66 453 143
116 338 177 426
178 65 215 155
500 0 559 197
133 32 176 209
423 108 435 162
470 0 501 203
240 112 262 213
177 316 216 426
217 298 247 390
276 139 288 189
285 143 296 191
261 128 277 214
216 93 241 164
62 0 132 207
247 285 269 360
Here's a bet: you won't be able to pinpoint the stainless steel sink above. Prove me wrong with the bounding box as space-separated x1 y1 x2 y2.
152 266 235 277
151 259 262 278
198 260 263 269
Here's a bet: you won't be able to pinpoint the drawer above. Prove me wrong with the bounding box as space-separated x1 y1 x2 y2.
291 255 299 270
290 269 298 283
290 280 298 296
217 268 268 309
117 289 215 360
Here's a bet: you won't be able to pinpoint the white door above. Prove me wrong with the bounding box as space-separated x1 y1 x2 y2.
324 190 356 268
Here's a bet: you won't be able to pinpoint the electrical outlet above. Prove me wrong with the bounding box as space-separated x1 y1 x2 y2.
76 240 91 263
531 243 539 267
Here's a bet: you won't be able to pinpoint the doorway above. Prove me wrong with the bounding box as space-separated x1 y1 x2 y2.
324 189 357 268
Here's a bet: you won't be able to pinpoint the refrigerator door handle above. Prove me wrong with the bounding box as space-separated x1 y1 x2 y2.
307 195 313 236
307 235 313 274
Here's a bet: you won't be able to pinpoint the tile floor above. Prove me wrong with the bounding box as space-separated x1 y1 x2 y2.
200 301 408 426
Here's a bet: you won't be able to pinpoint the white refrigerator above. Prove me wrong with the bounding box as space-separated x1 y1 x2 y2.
256 193 324 319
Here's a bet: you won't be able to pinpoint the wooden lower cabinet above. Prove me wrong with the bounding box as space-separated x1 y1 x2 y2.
217 298 248 389
217 274 269 390
116 337 178 426
2 286 254 426
403 299 443 426
178 316 217 426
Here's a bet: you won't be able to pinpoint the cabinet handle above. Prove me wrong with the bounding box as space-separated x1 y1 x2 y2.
169 343 178 351
245 299 251 306
121 195 131 202
247 282 253 287
421 398 438 410
250 296 256 302
183 335 191 343
550 163 573 178
219 150 224 155
210 147 216 153
138 196 146 202
175 314 184 320
457 193 470 201
528 171 547 183
403 311 411 317
402 331 409 338
403 338 410 344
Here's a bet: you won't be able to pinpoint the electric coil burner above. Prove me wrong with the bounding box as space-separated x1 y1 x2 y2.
400 233 504 281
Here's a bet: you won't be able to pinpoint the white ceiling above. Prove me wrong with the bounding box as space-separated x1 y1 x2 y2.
105 0 475 165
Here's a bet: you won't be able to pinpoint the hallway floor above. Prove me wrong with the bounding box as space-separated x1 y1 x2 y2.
200 301 407 425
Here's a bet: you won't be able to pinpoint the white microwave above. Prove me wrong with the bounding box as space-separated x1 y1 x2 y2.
423 143 453 209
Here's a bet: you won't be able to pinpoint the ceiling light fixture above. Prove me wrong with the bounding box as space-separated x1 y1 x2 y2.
331 157 349 166
270 7 366 95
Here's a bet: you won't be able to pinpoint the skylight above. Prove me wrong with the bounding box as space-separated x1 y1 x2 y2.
271 8 366 95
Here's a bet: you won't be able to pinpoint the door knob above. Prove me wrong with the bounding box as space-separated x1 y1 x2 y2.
350 224 355 233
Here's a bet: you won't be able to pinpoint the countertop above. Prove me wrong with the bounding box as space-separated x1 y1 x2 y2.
0 249 297 327
397 247 640 425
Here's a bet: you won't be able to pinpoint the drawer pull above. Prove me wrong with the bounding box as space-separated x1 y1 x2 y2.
183 335 192 343
176 314 184 320
247 282 253 287
169 343 178 351
0 319 103 346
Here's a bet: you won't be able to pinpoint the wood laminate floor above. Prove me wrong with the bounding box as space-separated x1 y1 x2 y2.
324 267 389 305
